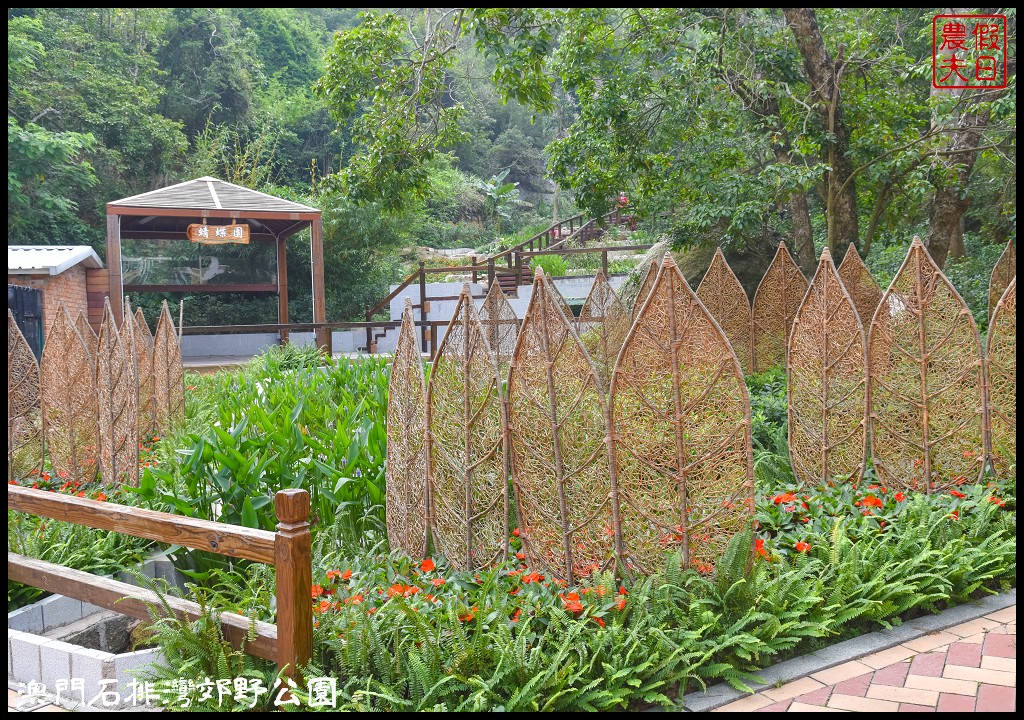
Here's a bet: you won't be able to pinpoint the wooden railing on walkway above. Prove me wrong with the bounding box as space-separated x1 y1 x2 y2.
7 485 312 681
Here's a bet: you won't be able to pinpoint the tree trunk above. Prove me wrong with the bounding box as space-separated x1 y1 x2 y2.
928 187 970 268
783 8 859 257
782 158 816 273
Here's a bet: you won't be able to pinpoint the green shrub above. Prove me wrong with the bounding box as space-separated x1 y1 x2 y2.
532 254 568 277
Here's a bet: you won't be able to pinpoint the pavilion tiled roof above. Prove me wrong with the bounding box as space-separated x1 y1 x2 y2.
108 177 318 214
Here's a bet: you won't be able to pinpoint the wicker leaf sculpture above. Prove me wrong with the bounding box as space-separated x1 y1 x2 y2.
788 249 867 487
427 286 507 570
119 298 141 452
837 244 882 326
576 270 630 391
697 248 753 374
41 304 98 484
632 258 660 318
479 281 519 379
75 310 99 359
96 300 139 486
986 277 1015 472
752 242 808 372
386 300 430 559
610 255 753 575
8 311 43 480
545 271 575 323
508 268 622 580
133 307 156 438
868 238 985 492
988 239 1015 320
153 301 185 433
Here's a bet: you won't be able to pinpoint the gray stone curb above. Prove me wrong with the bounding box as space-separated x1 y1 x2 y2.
679 588 1016 712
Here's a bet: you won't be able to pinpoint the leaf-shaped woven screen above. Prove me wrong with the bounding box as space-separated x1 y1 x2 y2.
752 243 808 372
479 282 519 379
41 305 98 484
387 301 430 559
97 301 138 486
428 289 507 570
988 239 1015 320
546 272 575 322
697 249 752 374
576 270 630 391
153 301 185 433
119 299 141 460
632 259 660 318
986 277 1015 473
8 311 43 480
868 238 985 492
508 270 619 580
837 244 882 326
75 311 99 359
788 250 867 487
611 256 753 575
133 308 155 439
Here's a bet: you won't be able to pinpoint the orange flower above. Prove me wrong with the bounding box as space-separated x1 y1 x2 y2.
795 541 811 553
311 585 324 598
522 572 544 584
755 538 769 559
512 528 520 537
511 608 522 622
989 496 1005 507
346 594 364 605
326 569 342 581
593 616 606 628
94 492 107 502
75 491 86 498
950 490 966 499
773 492 797 504
895 491 906 502
431 577 445 587
516 552 525 560
315 599 332 614
421 558 435 572
560 593 584 614
949 510 959 521
615 596 627 611
862 495 884 508
342 569 352 581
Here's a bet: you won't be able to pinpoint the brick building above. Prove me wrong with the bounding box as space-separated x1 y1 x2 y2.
7 246 107 333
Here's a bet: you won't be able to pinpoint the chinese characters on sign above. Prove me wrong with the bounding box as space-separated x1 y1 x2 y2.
932 14 1008 89
187 222 250 245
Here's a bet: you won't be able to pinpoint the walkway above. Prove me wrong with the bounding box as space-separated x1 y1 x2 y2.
709 602 1015 713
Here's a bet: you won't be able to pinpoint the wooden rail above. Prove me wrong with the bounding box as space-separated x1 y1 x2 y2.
7 485 312 681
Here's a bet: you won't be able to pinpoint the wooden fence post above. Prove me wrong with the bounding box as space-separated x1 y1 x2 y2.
602 250 609 277
419 262 428 353
365 305 373 354
275 488 311 683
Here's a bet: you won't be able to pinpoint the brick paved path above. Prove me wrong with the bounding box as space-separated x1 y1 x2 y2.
714 605 1015 713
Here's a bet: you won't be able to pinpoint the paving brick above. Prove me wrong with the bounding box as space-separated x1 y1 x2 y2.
787 702 848 712
947 641 982 667
754 699 793 712
984 606 1016 624
937 692 975 712
980 655 1015 672
975 683 1015 712
898 703 936 711
904 674 977 696
946 617 1001 638
902 631 959 653
711 693 774 712
810 661 874 686
865 684 939 706
984 633 1016 658
827 693 899 712
871 661 909 686
831 673 873 697
959 633 986 644
909 652 946 677
859 644 916 669
761 677 825 702
943 664 1015 687
793 685 832 706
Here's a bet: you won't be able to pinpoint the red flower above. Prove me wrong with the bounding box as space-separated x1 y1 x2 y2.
615 596 627 611
989 496 1005 507
862 495 884 508
795 541 811 553
421 558 435 573
522 572 544 584
326 569 342 581
94 492 107 502
512 528 520 537
593 616 606 628
950 490 966 499
516 552 525 560
773 492 797 505
346 594 364 605
315 599 332 614
511 608 522 622
950 510 960 521
755 538 769 558
895 491 906 502
342 569 352 581
311 585 324 598
560 593 584 614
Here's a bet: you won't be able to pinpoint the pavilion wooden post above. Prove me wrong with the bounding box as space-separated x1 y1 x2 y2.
419 262 428 353
106 214 123 325
274 488 312 683
310 217 329 355
277 235 290 345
